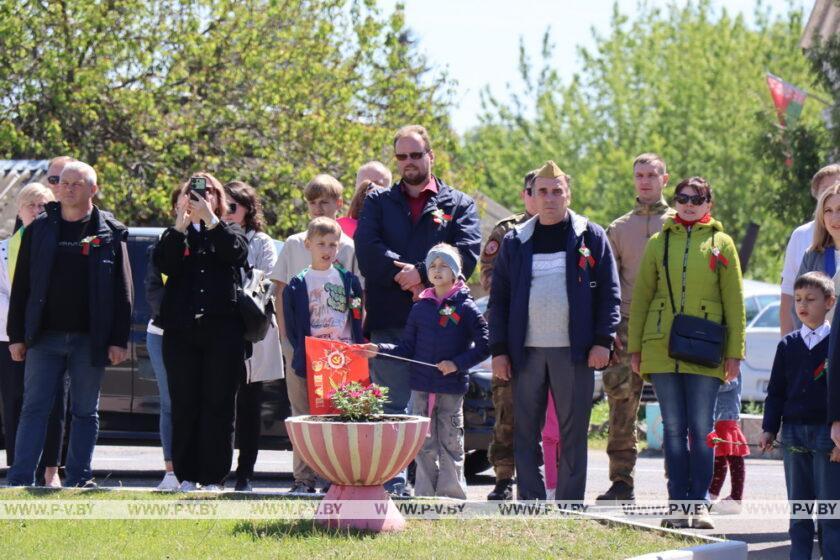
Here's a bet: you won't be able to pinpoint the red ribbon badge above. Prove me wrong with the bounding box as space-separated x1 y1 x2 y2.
709 247 729 271
349 297 362 320
578 242 595 270
81 236 102 256
438 304 461 327
814 359 827 381
431 208 452 226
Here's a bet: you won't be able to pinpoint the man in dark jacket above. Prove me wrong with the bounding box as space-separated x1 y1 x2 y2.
355 125 480 409
355 124 481 496
489 161 620 501
6 161 132 487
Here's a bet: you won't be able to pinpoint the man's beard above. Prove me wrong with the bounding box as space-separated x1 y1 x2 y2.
402 168 429 186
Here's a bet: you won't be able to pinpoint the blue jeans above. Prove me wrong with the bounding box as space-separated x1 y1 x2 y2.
147 331 173 462
650 373 721 502
7 333 104 486
781 423 840 560
370 328 412 492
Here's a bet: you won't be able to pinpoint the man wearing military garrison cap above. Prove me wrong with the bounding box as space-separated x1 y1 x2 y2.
481 172 536 501
488 161 621 501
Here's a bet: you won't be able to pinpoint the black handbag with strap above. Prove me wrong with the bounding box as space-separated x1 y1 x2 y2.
663 230 725 369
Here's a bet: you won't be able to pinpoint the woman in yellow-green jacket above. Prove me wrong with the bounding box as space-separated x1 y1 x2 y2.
628 177 746 529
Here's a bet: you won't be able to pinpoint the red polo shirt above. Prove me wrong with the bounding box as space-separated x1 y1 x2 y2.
402 176 438 224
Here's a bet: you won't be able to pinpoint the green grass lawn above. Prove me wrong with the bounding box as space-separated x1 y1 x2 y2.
0 490 702 559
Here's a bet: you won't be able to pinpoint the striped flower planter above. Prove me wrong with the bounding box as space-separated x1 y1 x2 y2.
285 414 430 532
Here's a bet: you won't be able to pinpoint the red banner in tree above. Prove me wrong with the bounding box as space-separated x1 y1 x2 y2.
305 337 370 415
766 73 807 128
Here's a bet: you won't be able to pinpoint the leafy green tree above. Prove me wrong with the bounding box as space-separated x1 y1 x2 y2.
0 0 455 237
459 1 828 281
804 7 840 157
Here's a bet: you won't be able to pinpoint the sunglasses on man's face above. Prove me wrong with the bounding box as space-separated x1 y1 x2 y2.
394 151 426 161
674 193 708 206
46 175 60 185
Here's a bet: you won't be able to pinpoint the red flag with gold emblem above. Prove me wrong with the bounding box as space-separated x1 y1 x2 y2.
305 337 370 414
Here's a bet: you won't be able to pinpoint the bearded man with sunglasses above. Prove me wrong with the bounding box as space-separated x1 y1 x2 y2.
596 153 673 504
355 124 481 497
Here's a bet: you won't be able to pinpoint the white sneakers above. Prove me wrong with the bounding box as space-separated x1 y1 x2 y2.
692 509 715 529
174 480 225 493
712 497 742 515
177 480 198 492
156 472 180 491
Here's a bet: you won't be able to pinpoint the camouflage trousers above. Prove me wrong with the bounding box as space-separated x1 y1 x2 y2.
489 377 515 481
602 318 643 487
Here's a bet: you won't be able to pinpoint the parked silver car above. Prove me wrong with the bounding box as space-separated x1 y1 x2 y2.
736 280 782 402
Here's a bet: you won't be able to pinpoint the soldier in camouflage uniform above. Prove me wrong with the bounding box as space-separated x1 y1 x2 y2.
481 174 536 501
597 153 673 502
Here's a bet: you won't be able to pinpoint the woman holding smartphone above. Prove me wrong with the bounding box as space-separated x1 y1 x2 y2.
153 172 249 492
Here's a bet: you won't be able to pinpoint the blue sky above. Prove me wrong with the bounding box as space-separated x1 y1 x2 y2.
377 0 805 133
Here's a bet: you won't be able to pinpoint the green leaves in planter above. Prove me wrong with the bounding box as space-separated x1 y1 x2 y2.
328 382 389 422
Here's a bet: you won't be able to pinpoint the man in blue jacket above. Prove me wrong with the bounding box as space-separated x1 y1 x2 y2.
489 161 620 501
355 124 481 496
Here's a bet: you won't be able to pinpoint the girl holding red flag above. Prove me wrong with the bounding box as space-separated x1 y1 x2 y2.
360 243 489 499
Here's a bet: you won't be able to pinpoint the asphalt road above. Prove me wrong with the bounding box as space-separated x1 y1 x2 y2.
0 446 813 559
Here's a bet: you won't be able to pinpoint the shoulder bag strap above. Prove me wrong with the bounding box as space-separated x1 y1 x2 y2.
663 230 678 315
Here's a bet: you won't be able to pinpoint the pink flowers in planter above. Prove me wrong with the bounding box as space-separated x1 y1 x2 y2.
328 381 389 422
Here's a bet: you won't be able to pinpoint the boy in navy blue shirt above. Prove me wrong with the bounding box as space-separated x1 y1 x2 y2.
359 243 489 499
761 271 840 560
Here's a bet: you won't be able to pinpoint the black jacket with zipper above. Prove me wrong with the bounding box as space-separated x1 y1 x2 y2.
153 221 248 331
7 202 132 367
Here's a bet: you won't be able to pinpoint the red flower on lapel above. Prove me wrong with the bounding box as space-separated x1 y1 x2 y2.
438 304 461 327
80 235 103 256
349 297 362 320
431 208 452 226
709 247 729 271
577 241 595 270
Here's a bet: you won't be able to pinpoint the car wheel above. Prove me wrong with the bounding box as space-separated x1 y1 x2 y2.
464 449 491 477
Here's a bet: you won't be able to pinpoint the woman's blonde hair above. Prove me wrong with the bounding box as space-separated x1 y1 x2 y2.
17 182 55 210
810 181 840 252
